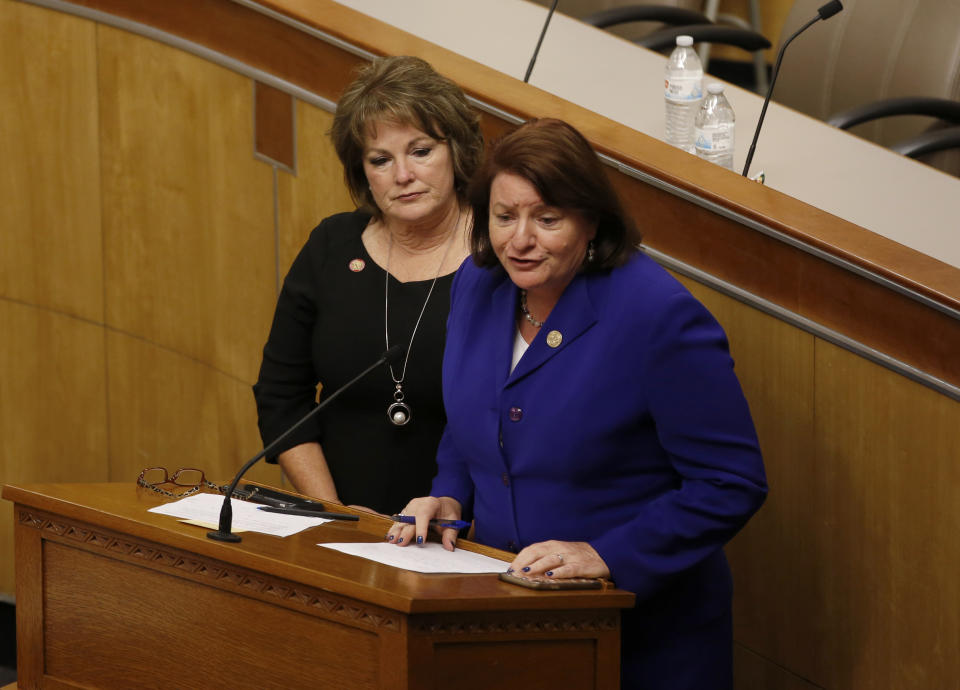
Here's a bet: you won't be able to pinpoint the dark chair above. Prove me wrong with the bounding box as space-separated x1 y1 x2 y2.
636 23 770 53
582 3 771 93
773 0 960 176
582 5 710 29
827 97 960 161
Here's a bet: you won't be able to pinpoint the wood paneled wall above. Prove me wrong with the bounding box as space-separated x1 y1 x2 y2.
0 0 102 320
1 0 105 598
2 1 959 688
682 277 960 689
277 101 355 279
0 0 352 593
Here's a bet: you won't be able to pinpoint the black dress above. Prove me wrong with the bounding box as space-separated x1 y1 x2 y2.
253 210 454 514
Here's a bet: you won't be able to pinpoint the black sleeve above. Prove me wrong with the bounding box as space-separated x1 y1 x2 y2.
252 223 326 460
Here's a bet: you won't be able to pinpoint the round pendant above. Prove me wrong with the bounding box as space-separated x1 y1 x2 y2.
388 401 411 426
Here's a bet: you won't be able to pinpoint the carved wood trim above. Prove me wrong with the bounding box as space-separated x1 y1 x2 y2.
17 508 402 632
410 611 619 637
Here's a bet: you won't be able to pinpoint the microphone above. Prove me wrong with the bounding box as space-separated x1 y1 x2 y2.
207 344 406 543
741 0 844 177
524 0 559 83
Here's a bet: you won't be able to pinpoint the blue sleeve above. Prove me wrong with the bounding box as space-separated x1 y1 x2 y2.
590 288 767 599
429 262 477 512
430 426 476 514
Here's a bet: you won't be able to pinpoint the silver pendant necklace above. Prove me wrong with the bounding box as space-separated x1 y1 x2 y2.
384 210 459 426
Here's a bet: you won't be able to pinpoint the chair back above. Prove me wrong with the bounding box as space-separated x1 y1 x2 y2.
774 0 960 174
532 0 702 42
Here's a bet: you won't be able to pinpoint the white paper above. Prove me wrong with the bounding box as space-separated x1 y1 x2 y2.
319 541 510 574
149 493 331 537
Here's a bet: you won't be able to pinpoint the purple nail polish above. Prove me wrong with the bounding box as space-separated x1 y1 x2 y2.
506 568 514 573
522 566 530 572
545 571 554 577
397 537 404 544
416 535 423 545
386 534 395 541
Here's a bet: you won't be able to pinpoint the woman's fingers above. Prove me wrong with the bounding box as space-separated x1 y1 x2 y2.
507 540 610 579
385 496 437 546
509 547 566 576
440 526 458 551
413 511 432 546
385 496 463 549
390 522 417 546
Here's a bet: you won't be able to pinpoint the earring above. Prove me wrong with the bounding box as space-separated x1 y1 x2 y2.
587 240 596 263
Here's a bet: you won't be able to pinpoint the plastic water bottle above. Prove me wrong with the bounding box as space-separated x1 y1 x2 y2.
695 83 736 170
664 35 703 153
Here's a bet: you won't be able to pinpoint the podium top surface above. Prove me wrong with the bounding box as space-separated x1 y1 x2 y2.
3 482 635 614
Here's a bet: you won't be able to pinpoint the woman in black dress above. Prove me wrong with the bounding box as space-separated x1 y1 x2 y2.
253 56 483 514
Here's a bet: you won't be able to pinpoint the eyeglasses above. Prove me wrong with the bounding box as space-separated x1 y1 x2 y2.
137 467 222 498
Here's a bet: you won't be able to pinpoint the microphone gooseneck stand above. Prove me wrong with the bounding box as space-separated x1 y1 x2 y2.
524 0 559 83
207 345 405 543
742 0 844 178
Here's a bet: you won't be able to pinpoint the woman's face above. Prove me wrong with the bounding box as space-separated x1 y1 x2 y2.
488 172 596 299
362 120 457 227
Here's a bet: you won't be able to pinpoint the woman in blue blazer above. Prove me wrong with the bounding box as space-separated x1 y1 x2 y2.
389 119 767 689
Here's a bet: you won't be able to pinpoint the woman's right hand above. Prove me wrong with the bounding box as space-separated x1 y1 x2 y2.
386 496 462 551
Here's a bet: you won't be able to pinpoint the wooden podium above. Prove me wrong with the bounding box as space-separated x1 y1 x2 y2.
3 483 634 689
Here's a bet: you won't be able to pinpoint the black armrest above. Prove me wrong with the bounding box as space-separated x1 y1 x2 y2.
638 24 771 52
891 125 960 159
827 97 960 130
582 5 710 29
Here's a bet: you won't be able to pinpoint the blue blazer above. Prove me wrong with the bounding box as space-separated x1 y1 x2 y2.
433 253 767 630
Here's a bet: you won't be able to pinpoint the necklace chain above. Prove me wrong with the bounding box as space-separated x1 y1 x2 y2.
384 210 461 386
519 289 544 328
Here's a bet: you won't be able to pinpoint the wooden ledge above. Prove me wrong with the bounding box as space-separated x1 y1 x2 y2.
25 0 960 387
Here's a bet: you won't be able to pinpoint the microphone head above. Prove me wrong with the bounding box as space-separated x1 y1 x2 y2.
384 344 406 366
818 0 843 20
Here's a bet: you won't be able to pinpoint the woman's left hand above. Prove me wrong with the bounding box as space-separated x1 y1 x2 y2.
508 540 610 579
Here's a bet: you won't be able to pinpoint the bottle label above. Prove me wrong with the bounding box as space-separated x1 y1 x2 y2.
665 76 702 103
695 122 734 153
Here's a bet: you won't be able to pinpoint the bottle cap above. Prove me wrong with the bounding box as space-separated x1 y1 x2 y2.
676 35 694 47
707 83 725 94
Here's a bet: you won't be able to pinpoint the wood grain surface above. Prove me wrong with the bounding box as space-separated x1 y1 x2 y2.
2 2 959 688
6 482 631 688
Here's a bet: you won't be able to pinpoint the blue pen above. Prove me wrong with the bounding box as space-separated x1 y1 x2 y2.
391 514 470 530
